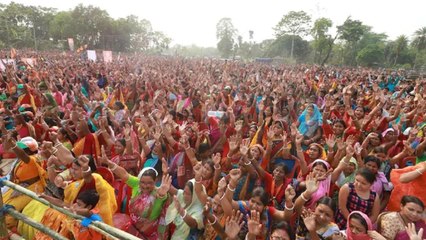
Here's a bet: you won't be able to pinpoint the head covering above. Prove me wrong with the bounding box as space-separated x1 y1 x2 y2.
346 211 373 240
298 104 323 136
224 86 231 90
17 84 24 90
309 143 327 160
305 159 331 210
382 128 395 137
166 179 205 239
17 137 38 152
137 167 159 179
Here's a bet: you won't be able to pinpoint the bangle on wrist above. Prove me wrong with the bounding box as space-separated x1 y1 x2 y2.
83 167 91 173
11 145 18 150
285 203 294 211
227 185 236 192
180 210 187 218
214 164 221 170
301 192 309 202
195 178 202 183
125 138 131 141
244 161 251 166
208 215 217 225
415 169 424 175
158 193 167 199
54 143 62 148
109 163 118 171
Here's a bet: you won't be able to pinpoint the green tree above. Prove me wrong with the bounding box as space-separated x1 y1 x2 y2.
216 18 237 58
264 35 310 62
392 35 409 66
274 11 311 59
412 27 426 68
337 18 369 65
311 17 334 65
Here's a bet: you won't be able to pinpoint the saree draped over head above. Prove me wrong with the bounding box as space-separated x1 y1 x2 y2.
346 211 373 240
298 104 323 138
305 159 331 210
3 155 46 228
165 179 205 240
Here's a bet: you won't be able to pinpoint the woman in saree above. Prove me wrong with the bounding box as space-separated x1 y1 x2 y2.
19 155 116 239
296 104 323 149
101 151 171 239
2 135 46 229
220 168 295 240
72 116 101 165
378 195 426 240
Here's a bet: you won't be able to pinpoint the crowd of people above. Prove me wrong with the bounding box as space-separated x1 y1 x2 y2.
0 50 425 240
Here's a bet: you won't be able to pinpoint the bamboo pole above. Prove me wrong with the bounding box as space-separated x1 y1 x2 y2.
0 189 8 239
1 180 140 240
5 208 68 240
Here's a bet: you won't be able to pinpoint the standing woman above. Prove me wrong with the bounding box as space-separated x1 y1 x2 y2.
335 168 380 229
102 151 171 239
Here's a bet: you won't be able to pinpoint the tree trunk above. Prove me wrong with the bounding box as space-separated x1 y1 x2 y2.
290 35 295 59
320 34 338 66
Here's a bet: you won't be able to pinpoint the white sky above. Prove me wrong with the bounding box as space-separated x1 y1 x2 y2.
3 0 426 47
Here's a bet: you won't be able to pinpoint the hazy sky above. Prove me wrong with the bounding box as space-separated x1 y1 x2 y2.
3 0 425 47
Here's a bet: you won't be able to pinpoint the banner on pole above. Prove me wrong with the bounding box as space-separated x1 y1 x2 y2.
103 51 112 63
67 38 74 51
87 50 97 62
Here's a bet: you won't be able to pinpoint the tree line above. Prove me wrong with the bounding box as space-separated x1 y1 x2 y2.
0 2 171 53
216 11 426 69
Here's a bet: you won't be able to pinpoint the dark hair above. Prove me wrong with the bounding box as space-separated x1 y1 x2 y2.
312 161 328 171
401 195 425 210
77 189 99 209
356 168 376 184
274 163 288 175
251 187 270 206
141 167 157 180
316 196 336 214
117 138 126 148
186 181 194 195
114 101 125 110
350 212 368 231
364 155 381 168
333 119 347 128
271 221 294 240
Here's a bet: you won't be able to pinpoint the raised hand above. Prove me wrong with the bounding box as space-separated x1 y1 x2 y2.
153 127 162 141
157 174 172 197
161 157 169 174
193 162 203 180
285 185 296 202
267 127 275 140
305 173 319 195
301 208 316 232
404 222 424 240
217 177 227 193
346 143 355 157
228 135 239 152
247 210 263 236
224 210 244 240
325 135 336 149
100 145 109 165
173 195 183 215
229 168 241 183
240 138 250 156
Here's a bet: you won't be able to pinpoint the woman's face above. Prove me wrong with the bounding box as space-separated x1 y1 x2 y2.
249 127 257 138
333 122 345 135
273 166 286 182
183 185 193 206
307 145 320 159
249 196 265 213
273 123 283 136
307 106 314 116
354 107 365 119
250 147 261 159
265 106 272 117
365 161 379 174
202 163 214 180
343 163 356 175
271 229 290 240
312 164 327 178
314 204 334 227
139 175 155 195
349 217 367 234
369 136 380 146
212 195 223 215
400 202 424 223
114 141 125 154
354 175 372 192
